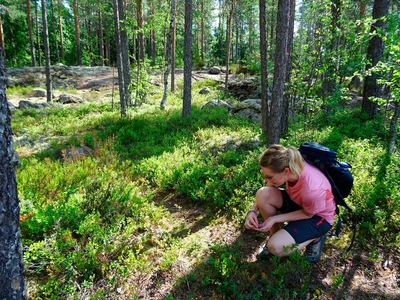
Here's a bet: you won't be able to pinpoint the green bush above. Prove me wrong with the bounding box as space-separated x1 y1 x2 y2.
13 78 400 298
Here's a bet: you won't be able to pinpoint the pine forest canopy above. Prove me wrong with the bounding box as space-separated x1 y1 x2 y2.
1 1 397 68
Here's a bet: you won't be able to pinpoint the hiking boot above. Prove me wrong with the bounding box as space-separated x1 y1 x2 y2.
305 234 327 263
256 244 274 261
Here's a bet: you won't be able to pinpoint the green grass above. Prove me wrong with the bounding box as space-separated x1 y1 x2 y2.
13 79 400 298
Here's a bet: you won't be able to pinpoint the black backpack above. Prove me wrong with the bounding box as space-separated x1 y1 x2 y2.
299 142 356 255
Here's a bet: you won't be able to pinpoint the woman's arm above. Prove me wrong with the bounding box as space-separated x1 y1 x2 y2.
257 209 313 233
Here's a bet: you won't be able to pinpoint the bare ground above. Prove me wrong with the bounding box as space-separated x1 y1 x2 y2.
137 193 399 300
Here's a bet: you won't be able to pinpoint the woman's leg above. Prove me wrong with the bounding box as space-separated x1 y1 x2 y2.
269 216 332 257
255 187 283 236
267 229 314 257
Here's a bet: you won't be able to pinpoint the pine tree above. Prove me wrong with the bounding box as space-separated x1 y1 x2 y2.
0 47 27 300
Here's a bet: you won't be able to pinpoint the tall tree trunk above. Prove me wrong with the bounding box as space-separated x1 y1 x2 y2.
151 29 156 66
224 0 234 97
50 0 60 62
281 0 295 134
200 0 205 61
171 8 176 92
119 0 131 106
73 0 82 65
388 101 400 153
358 1 368 54
268 0 289 145
41 0 52 103
113 0 127 116
0 15 4 59
26 0 36 66
362 0 389 117
106 37 110 66
135 0 143 99
35 0 41 66
259 0 269 137
150 2 156 66
269 0 276 62
322 0 341 98
137 0 145 64
160 0 176 110
132 22 137 63
0 46 27 300
57 0 64 62
248 6 253 56
98 1 104 66
183 0 193 118
235 14 239 63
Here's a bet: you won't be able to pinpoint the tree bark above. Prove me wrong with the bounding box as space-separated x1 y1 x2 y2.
113 0 127 116
248 5 253 56
0 48 27 300
322 0 341 98
98 1 104 66
0 15 4 58
35 0 41 66
281 0 295 134
388 101 400 153
50 0 60 62
150 2 156 66
183 0 193 118
73 0 82 65
171 7 176 92
58 0 64 62
362 0 389 117
41 0 52 103
224 0 234 97
269 0 276 62
161 0 176 110
132 29 137 64
259 0 269 137
200 0 205 61
268 0 289 145
137 0 145 64
26 0 36 66
119 0 131 106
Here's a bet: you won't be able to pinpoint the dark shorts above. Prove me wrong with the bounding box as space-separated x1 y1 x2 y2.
278 190 332 244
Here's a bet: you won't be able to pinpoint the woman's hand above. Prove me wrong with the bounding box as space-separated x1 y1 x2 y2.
256 216 278 233
244 211 259 230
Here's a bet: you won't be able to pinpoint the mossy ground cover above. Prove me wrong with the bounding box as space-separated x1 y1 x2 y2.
10 78 400 299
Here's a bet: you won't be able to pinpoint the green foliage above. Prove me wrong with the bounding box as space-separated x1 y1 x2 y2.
13 76 400 298
202 243 241 296
130 63 152 105
193 51 205 70
261 251 312 298
6 86 34 98
196 244 313 299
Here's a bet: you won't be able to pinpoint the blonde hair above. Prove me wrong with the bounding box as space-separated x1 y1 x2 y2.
259 144 304 177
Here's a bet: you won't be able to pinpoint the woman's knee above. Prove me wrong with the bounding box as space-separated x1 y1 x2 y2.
255 186 282 208
267 241 289 257
267 230 297 257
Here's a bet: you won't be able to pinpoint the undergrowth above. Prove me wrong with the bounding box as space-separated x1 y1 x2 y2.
12 79 400 298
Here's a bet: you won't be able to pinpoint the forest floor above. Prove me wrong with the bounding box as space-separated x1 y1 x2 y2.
9 67 399 299
149 193 399 300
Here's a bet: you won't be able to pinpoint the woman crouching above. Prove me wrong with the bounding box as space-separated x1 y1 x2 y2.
244 144 335 263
